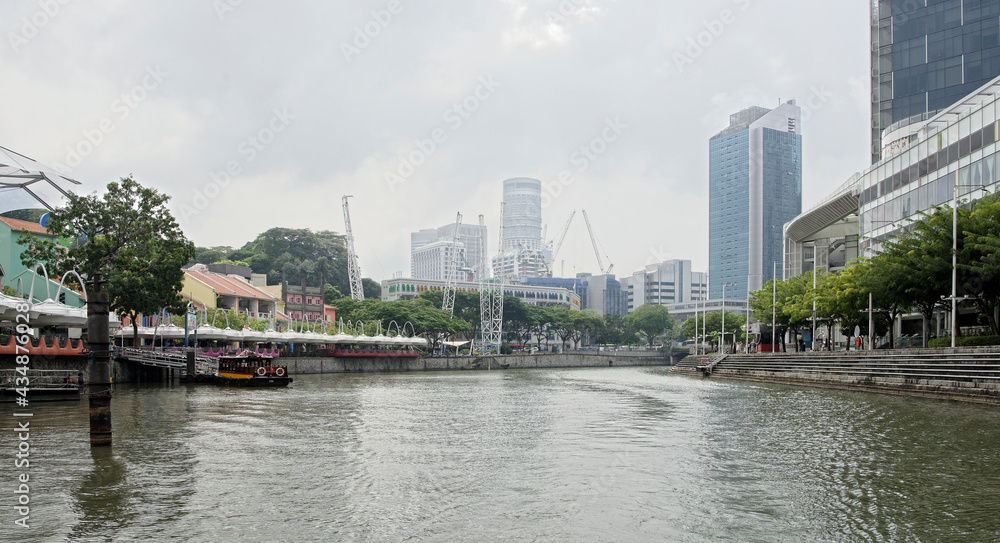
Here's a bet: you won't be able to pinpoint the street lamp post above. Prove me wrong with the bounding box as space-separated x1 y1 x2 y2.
721 282 734 354
772 262 777 353
812 257 817 351
952 174 958 348
868 291 873 351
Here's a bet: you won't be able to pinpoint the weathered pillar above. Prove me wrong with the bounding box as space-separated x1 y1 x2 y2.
88 275 112 446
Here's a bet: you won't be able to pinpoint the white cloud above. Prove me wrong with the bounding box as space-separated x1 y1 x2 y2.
0 0 872 283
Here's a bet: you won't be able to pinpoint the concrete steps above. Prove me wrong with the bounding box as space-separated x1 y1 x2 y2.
700 350 1000 404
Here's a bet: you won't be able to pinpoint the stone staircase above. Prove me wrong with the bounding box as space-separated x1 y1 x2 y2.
685 348 1000 404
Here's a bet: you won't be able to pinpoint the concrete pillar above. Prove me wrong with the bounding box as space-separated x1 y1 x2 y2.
87 277 112 447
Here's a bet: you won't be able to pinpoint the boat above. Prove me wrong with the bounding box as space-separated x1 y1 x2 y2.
215 353 292 387
0 369 82 402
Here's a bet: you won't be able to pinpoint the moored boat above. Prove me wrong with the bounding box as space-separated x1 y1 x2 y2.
215 354 292 387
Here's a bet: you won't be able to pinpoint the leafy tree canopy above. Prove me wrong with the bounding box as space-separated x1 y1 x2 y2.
18 176 195 335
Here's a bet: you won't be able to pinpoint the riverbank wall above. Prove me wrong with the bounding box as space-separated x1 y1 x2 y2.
1 351 670 383
284 351 669 374
672 347 1000 405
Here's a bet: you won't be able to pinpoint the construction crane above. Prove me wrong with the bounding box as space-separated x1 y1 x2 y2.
549 210 576 268
582 209 614 275
442 212 462 316
342 195 364 300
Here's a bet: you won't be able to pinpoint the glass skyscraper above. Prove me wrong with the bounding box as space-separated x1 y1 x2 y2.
871 0 1000 164
709 102 802 300
501 177 542 252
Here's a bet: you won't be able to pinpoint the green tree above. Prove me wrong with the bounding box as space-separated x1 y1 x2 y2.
862 253 910 349
624 304 676 347
323 284 344 304
227 228 351 291
18 176 195 339
963 193 1000 334
596 314 629 346
189 246 235 266
361 278 381 300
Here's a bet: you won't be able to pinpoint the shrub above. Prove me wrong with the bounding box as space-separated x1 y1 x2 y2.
928 336 1000 348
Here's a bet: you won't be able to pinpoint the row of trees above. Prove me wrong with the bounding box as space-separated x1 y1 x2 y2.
747 192 1000 350
332 290 679 353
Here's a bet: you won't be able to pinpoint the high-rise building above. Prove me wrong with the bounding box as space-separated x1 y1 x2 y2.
492 177 548 279
411 240 468 282
871 1 1000 164
501 177 542 252
622 259 707 313
410 222 487 280
709 101 802 300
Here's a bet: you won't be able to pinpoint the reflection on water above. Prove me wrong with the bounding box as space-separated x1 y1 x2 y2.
2 368 1000 542
69 446 130 540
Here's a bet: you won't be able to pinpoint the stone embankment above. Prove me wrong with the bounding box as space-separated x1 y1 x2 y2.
285 351 668 374
672 347 1000 405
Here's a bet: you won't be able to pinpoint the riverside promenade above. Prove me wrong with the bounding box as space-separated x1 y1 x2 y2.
672 347 1000 405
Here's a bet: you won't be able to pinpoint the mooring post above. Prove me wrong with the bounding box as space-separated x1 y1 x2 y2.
87 274 112 447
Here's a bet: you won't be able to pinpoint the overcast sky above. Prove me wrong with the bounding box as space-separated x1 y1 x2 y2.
1 0 871 282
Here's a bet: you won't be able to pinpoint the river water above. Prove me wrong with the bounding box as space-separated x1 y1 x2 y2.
2 367 1000 542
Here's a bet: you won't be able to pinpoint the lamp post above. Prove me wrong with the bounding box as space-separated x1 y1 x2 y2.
812 254 817 351
952 173 958 348
697 297 703 356
772 261 777 353
868 291 873 351
721 282 734 354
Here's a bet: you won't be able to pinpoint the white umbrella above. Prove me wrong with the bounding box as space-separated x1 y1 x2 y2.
263 329 284 343
192 324 227 340
241 327 267 342
29 300 87 327
156 324 186 340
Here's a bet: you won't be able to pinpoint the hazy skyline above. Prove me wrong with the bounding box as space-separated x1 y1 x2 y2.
1 1 871 281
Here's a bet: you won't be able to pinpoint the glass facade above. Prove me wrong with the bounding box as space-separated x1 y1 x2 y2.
709 104 802 300
871 0 1000 163
502 177 542 251
861 76 1000 254
761 129 803 283
709 130 751 299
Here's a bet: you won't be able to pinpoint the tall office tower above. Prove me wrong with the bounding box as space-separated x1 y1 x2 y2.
410 223 487 280
501 177 542 252
492 177 546 279
709 101 802 300
871 1 1000 164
